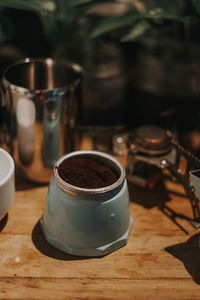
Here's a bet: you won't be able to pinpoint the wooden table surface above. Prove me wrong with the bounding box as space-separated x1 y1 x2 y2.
1 164 200 299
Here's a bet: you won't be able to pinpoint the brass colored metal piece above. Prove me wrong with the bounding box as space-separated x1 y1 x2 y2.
127 125 200 227
129 125 172 156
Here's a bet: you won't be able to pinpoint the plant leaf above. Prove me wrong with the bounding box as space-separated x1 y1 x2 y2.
91 14 139 38
191 0 200 15
68 0 116 7
0 0 56 13
121 19 150 42
146 8 183 22
147 0 186 15
0 0 59 45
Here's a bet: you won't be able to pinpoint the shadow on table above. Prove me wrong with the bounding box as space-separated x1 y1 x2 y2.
128 179 192 234
127 179 170 209
32 220 95 261
0 214 8 232
159 204 191 235
166 233 200 285
15 166 47 191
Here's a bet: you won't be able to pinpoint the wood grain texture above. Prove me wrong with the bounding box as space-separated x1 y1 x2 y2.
0 170 200 299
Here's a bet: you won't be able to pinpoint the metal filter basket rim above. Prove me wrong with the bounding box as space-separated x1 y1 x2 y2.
54 150 126 199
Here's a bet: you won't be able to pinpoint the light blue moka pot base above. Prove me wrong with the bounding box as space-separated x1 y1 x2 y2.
40 150 133 257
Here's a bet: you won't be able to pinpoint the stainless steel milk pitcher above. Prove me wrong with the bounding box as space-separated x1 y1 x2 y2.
1 57 82 183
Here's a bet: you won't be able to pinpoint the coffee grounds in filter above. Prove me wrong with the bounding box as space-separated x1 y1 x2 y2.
57 156 119 189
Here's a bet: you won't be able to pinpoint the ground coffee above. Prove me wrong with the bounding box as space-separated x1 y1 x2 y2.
57 156 119 188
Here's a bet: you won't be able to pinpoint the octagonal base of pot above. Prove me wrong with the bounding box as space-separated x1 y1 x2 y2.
40 216 133 257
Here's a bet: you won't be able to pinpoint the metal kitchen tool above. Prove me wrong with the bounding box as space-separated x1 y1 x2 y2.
126 125 177 187
1 58 82 183
126 125 200 227
167 132 200 227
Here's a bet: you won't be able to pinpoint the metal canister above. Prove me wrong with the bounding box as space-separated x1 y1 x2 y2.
1 58 82 183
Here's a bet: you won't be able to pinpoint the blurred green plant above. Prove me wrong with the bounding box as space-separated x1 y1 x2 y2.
0 0 117 62
88 0 200 59
1 0 200 62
